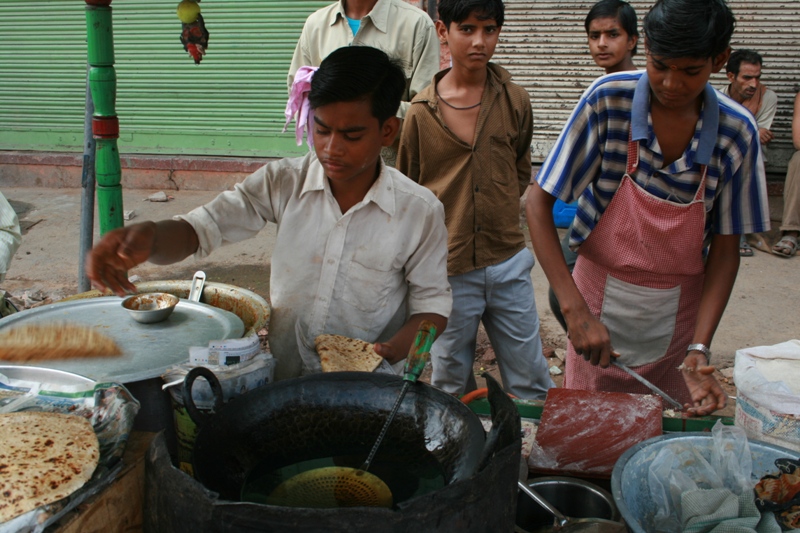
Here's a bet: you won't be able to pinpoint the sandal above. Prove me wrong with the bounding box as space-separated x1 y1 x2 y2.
772 235 798 258
740 240 755 257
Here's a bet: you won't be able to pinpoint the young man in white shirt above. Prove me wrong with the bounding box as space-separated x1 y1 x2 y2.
88 47 451 380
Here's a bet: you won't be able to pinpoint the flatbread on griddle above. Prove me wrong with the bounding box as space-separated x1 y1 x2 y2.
315 334 384 373
0 411 100 523
0 323 122 362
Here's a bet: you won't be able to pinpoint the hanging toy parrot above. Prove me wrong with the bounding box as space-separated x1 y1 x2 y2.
177 0 209 64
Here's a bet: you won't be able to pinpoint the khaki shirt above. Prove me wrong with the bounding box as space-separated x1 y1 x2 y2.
397 64 534 276
288 0 439 120
178 153 452 379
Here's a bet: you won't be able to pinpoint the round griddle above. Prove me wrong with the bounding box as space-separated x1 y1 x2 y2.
0 296 244 383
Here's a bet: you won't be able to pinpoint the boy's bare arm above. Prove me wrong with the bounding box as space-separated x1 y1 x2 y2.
86 219 199 296
373 313 448 364
681 232 738 415
526 183 615 366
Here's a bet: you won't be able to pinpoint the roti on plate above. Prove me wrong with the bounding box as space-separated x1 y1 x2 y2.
0 323 122 362
0 411 100 523
315 334 384 373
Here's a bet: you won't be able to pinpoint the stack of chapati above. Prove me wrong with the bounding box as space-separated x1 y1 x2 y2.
0 411 100 523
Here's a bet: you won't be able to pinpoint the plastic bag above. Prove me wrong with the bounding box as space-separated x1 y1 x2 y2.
734 340 800 452
648 421 754 532
734 340 800 417
0 374 139 533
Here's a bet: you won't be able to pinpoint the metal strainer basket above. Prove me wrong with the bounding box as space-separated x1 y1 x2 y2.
268 466 393 508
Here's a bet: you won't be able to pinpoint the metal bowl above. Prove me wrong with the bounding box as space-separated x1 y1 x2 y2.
122 292 179 324
611 433 800 533
516 476 620 532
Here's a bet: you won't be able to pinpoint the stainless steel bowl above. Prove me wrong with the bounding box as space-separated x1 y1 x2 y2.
516 476 620 532
122 292 179 324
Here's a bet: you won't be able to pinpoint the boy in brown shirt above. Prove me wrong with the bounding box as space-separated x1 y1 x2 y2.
397 0 554 399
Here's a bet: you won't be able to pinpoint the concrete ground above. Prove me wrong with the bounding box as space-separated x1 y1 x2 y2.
1 185 798 415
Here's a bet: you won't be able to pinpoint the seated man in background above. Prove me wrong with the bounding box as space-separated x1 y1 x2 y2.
719 48 778 257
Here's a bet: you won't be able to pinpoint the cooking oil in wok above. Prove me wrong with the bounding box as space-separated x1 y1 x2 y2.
241 451 446 508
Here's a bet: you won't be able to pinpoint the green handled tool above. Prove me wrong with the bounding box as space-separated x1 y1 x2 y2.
361 320 438 472
402 319 437 383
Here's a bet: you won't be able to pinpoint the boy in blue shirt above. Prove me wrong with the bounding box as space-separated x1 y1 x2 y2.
527 0 769 415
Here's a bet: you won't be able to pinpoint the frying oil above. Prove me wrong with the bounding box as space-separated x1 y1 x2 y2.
240 451 446 508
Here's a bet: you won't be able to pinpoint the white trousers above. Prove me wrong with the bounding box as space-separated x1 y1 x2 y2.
431 248 555 400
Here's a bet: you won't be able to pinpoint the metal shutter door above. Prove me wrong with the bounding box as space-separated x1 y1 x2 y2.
496 0 800 174
0 0 329 157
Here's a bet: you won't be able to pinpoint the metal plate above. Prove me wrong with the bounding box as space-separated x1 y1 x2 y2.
0 364 95 388
0 297 245 383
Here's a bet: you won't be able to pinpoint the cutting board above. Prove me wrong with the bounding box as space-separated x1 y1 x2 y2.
528 388 662 478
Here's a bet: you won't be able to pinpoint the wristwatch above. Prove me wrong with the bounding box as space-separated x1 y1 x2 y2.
686 343 711 362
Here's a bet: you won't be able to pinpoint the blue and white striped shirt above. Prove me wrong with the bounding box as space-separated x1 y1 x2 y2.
537 71 770 251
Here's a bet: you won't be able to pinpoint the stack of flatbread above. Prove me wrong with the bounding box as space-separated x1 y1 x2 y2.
0 411 100 523
315 334 384 373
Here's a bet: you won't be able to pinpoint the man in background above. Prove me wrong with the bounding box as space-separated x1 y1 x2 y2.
288 0 440 166
719 49 778 257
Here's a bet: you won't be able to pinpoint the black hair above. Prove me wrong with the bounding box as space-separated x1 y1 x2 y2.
726 49 763 75
438 0 504 28
643 0 735 60
584 0 639 56
308 46 405 124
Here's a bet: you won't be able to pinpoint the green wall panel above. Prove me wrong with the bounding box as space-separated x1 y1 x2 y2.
0 0 329 157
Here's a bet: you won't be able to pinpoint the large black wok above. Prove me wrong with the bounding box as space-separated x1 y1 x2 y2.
184 371 489 501
147 371 521 532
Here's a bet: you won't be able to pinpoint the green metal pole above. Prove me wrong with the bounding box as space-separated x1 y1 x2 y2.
85 0 123 235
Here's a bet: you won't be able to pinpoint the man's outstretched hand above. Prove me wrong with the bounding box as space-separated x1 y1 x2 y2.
86 222 156 296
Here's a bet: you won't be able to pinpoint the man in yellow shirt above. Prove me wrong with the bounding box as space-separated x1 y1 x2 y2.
288 0 440 165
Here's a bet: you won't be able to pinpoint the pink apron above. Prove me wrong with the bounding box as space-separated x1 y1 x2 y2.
565 136 707 404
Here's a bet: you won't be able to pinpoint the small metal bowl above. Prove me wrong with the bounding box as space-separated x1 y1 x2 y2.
122 292 179 324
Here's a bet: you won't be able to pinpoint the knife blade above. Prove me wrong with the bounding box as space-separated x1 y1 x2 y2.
611 359 684 410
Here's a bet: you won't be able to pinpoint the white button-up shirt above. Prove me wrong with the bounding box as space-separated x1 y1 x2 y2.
179 153 451 379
